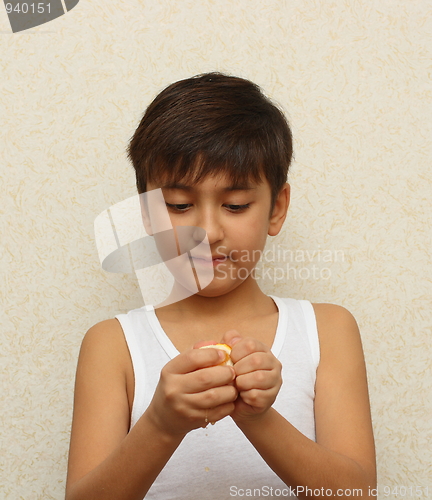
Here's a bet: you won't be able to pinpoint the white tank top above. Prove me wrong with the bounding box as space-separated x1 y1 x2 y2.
116 296 320 500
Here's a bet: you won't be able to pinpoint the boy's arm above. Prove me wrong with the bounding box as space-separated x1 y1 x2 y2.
65 319 236 500
227 304 376 499
65 319 182 500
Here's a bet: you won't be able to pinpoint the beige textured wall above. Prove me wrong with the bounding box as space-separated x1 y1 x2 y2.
1 1 431 499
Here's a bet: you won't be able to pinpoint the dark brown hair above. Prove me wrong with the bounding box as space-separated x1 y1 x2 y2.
127 72 293 212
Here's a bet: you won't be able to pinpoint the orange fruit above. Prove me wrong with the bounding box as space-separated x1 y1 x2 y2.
200 343 233 366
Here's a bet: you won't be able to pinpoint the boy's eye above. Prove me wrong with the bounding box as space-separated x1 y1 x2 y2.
165 203 191 212
225 204 250 212
165 203 251 213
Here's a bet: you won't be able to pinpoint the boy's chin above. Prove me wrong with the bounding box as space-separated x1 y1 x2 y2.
169 267 256 300
193 278 251 298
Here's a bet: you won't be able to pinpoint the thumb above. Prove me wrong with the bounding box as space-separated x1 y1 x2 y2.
221 329 243 347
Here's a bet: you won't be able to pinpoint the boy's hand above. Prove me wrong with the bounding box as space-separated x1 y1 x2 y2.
146 345 237 438
221 330 282 424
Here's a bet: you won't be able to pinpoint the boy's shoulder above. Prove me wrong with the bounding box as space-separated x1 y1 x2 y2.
78 319 134 411
82 318 125 347
79 319 131 372
312 302 357 324
311 302 359 335
311 303 364 370
273 297 357 331
78 318 130 376
80 318 131 367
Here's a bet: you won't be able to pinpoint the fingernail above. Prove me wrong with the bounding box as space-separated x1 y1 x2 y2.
231 337 242 345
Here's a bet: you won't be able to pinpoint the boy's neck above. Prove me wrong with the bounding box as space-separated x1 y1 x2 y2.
153 277 280 351
156 276 273 322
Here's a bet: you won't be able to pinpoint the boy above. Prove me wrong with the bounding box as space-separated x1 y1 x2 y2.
65 73 376 499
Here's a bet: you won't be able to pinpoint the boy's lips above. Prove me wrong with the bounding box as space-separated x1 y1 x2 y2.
212 256 228 266
191 255 228 266
212 255 228 261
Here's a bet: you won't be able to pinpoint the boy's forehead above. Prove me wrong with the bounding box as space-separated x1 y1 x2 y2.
148 173 268 192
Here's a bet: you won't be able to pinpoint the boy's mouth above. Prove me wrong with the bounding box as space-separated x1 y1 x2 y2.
211 256 228 266
191 255 228 266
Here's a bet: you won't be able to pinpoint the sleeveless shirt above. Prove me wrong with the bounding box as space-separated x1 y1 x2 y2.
116 296 320 500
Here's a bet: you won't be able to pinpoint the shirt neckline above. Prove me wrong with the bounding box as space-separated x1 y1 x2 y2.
144 295 287 359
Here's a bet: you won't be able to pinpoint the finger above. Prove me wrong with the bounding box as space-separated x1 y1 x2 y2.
220 329 243 347
170 393 237 432
198 401 236 428
182 365 235 394
233 351 276 376
239 382 281 409
238 388 271 410
206 401 236 424
230 338 269 364
235 369 278 392
168 348 227 375
190 383 238 410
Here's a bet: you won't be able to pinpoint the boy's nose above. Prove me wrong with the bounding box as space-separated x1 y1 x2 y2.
194 210 224 244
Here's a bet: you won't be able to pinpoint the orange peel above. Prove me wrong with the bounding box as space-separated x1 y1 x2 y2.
199 343 233 366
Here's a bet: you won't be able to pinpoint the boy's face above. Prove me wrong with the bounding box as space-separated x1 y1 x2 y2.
146 173 289 298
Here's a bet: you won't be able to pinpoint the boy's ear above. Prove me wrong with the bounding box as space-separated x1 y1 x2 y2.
268 183 290 236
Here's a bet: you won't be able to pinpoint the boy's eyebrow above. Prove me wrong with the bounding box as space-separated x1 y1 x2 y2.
161 182 257 192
